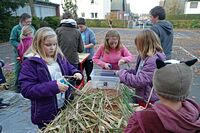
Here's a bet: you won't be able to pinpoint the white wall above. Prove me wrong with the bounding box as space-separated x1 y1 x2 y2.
76 0 111 19
49 0 111 19
184 1 200 14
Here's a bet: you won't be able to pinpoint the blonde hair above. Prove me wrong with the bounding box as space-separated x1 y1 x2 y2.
25 27 64 63
104 30 121 54
21 25 33 37
135 29 163 59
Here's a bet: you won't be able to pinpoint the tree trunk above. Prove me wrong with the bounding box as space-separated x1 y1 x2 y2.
29 0 36 17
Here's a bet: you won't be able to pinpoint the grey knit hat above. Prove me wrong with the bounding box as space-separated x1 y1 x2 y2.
153 59 197 101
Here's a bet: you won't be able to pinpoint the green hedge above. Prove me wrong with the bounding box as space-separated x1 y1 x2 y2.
86 19 127 28
0 16 19 43
170 20 200 29
167 14 200 20
43 16 60 29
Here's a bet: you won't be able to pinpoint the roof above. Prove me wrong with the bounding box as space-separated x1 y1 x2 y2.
35 0 59 7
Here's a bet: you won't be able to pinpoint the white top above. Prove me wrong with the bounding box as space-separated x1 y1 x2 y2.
47 61 65 108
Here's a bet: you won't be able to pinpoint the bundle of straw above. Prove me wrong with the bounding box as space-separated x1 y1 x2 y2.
41 84 135 133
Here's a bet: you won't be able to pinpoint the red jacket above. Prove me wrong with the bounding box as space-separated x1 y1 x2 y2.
124 99 200 133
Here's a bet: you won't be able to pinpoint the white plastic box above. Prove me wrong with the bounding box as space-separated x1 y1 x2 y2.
90 69 120 89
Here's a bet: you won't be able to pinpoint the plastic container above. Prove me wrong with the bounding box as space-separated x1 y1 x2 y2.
90 69 120 89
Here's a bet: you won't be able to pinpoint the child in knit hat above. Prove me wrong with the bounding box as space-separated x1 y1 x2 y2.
124 59 200 133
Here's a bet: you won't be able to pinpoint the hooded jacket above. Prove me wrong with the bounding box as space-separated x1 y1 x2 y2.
19 54 81 125
17 36 33 61
118 52 166 103
150 20 173 59
56 19 84 65
124 99 200 133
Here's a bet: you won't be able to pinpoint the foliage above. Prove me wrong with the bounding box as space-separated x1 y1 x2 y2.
62 0 78 19
0 0 28 42
0 0 28 18
32 16 41 30
167 14 200 20
164 0 185 15
170 20 200 29
43 16 60 29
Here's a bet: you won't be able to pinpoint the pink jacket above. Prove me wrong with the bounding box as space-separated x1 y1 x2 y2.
93 44 133 70
17 36 33 61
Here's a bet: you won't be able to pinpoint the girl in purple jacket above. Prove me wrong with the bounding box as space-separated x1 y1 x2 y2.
93 30 133 70
19 27 82 129
116 29 166 107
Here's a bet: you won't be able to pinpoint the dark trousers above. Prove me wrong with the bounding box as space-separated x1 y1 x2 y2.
81 59 93 81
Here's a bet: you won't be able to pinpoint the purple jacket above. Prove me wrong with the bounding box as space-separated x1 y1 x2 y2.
124 99 200 133
19 54 81 125
118 52 166 102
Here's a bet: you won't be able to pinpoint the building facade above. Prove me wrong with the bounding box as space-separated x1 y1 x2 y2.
76 0 111 19
14 0 59 19
184 0 200 14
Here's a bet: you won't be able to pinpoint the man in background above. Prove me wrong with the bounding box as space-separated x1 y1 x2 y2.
150 6 173 60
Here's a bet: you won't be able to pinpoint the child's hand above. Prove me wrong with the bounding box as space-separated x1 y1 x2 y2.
73 73 82 80
115 70 119 76
57 79 69 93
118 59 126 66
104 63 112 70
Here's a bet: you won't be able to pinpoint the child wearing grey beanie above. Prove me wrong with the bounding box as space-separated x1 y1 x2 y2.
124 59 200 133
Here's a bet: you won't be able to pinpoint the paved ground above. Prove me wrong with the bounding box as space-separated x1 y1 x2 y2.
0 28 200 133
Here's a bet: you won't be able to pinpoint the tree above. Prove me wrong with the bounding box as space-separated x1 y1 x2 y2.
0 0 28 42
29 0 36 17
0 0 28 19
62 0 78 19
164 0 186 15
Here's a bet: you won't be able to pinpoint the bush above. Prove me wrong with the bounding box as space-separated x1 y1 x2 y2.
32 16 41 30
43 16 60 29
170 20 200 29
167 14 200 20
0 16 19 43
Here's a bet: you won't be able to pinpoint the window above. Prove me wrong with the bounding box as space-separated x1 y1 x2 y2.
190 2 198 8
95 13 98 18
81 12 85 17
91 13 98 18
91 0 94 4
91 13 94 18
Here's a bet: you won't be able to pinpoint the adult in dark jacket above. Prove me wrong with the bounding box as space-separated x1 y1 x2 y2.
56 12 84 68
19 27 82 129
150 6 173 60
124 59 200 133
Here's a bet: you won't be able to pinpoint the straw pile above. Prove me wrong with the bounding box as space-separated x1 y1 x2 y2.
41 83 135 133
